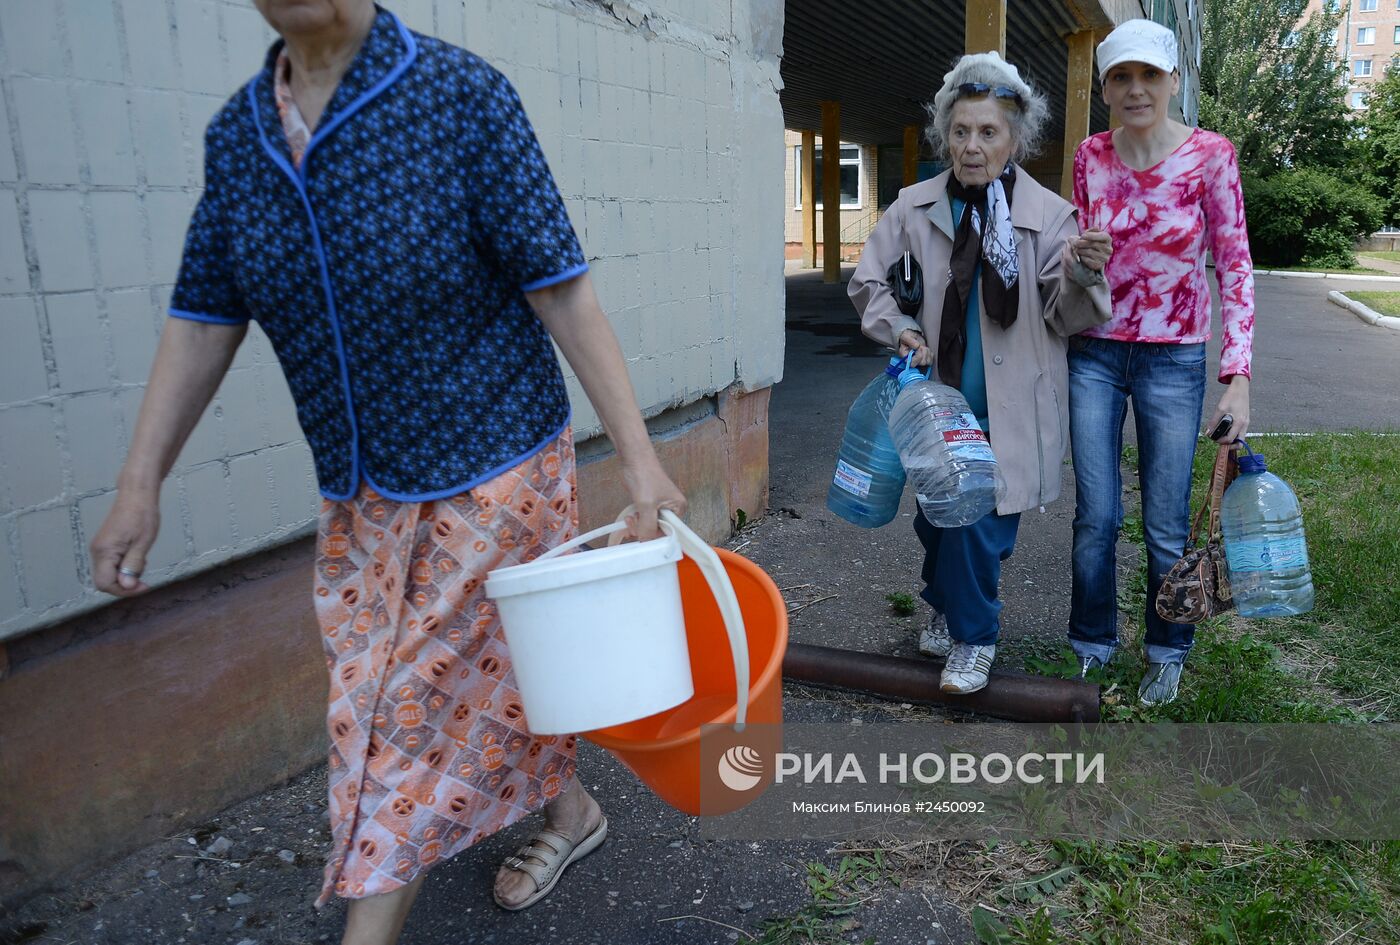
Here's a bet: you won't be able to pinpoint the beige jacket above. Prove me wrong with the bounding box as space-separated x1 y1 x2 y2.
849 167 1111 515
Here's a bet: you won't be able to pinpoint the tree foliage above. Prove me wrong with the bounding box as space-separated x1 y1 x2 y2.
1199 0 1352 174
1358 65 1400 227
1241 169 1383 267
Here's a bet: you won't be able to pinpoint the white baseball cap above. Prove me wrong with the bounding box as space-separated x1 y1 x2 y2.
1096 19 1179 80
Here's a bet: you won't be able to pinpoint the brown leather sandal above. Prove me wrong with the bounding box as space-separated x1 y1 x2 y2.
492 816 608 911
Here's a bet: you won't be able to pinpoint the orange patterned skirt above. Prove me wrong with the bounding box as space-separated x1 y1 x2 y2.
312 430 579 906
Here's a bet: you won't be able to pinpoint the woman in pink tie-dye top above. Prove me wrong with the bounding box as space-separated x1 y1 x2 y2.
1064 19 1256 708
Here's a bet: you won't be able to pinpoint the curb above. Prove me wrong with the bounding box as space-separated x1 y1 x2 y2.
1327 289 1400 331
1253 269 1400 283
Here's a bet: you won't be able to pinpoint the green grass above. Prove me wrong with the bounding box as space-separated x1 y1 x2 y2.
964 840 1400 945
886 591 918 617
1031 432 1400 722
960 432 1400 943
1347 291 1400 318
1215 433 1400 717
1360 251 1400 263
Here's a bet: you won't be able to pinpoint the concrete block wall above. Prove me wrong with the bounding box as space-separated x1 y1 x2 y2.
0 0 786 640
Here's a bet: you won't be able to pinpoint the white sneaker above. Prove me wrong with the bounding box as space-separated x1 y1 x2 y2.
940 642 996 694
918 611 952 657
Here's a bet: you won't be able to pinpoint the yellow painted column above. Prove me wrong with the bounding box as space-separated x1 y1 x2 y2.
801 129 816 269
1060 29 1096 200
821 101 841 283
965 0 1006 54
903 124 919 187
1106 29 1121 131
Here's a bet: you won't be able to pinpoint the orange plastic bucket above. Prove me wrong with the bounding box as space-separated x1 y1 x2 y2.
584 548 788 815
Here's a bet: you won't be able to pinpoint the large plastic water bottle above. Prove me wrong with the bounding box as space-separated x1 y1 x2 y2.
827 357 908 527
887 366 999 527
1220 445 1314 617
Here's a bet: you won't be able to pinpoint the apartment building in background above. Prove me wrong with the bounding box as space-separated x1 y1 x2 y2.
1309 0 1400 107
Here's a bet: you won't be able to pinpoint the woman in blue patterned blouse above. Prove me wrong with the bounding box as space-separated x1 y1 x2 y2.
88 1 686 941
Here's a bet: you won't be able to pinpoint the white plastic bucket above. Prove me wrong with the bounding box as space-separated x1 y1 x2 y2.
485 511 748 735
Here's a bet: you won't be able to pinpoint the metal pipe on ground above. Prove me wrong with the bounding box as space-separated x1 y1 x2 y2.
783 642 1101 723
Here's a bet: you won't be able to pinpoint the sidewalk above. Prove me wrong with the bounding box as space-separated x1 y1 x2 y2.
1358 253 1400 276
8 267 1399 945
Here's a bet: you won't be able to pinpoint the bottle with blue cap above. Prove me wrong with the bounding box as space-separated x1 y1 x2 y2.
886 363 999 527
1220 440 1314 617
827 356 909 527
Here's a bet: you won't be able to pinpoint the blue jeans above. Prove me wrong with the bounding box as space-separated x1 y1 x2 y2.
1067 338 1207 666
914 509 1021 646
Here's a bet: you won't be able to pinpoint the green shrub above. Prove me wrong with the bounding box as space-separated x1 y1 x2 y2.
1242 168 1383 268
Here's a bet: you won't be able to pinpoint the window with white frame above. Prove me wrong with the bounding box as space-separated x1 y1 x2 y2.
1325 0 1340 12
1352 91 1369 108
794 143 863 210
1359 0 1377 12
1395 24 1400 43
1358 26 1376 44
1355 58 1374 76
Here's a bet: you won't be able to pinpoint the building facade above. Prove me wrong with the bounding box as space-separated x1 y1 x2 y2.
1309 0 1400 107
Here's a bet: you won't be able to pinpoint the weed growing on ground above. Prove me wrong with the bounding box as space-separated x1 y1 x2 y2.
752 855 894 944
885 591 918 617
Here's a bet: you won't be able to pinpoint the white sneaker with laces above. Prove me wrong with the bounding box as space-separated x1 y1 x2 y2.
940 642 996 694
918 611 952 658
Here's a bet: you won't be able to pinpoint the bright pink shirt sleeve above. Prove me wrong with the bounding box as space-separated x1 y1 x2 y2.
1073 129 1255 383
1202 139 1255 380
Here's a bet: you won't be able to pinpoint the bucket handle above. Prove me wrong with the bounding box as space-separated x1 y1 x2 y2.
660 510 750 731
531 510 751 731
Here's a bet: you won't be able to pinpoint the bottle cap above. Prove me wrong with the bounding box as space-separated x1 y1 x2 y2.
885 356 906 378
896 367 928 388
1238 453 1267 474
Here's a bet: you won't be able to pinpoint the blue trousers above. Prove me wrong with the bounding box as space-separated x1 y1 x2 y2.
914 508 1021 646
1066 337 1207 665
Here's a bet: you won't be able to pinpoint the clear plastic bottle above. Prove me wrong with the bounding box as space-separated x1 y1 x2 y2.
827 358 908 528
1221 446 1315 617
886 367 999 527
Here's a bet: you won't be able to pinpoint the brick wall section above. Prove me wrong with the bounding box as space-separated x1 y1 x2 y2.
0 0 785 639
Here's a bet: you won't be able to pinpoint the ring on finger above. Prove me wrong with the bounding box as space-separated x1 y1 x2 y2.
118 566 142 578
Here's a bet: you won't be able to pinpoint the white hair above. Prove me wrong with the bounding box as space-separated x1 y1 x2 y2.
925 52 1050 165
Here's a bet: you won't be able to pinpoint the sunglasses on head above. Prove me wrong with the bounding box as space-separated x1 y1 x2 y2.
955 82 1025 109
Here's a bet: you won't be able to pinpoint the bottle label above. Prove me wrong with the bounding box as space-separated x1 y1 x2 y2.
1226 536 1309 573
942 413 995 462
833 460 873 498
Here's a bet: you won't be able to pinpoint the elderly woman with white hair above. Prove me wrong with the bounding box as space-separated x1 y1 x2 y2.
850 52 1113 695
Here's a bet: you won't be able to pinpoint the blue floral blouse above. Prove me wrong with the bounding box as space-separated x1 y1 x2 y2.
170 8 588 500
